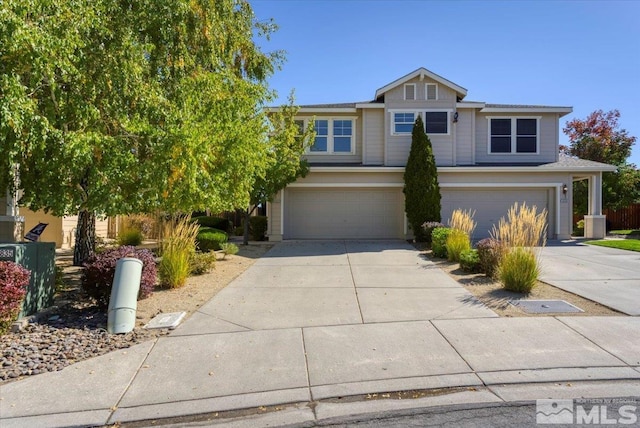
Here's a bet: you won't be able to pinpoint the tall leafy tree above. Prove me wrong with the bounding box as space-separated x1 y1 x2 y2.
403 115 441 241
241 96 313 245
0 0 281 265
562 110 640 214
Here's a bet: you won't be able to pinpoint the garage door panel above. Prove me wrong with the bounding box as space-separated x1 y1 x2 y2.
442 189 549 240
285 189 403 239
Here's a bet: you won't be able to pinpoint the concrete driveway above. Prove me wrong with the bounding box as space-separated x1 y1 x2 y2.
539 241 640 316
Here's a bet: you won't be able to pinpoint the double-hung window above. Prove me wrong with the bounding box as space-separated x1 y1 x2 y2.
489 117 539 154
308 118 354 153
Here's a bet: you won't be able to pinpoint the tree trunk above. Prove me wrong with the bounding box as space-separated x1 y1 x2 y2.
73 209 96 266
243 209 250 246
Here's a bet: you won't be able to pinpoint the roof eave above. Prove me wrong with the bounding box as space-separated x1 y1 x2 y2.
374 67 468 100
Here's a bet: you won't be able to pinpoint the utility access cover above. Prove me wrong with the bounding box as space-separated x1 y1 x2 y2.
144 312 186 330
510 300 583 314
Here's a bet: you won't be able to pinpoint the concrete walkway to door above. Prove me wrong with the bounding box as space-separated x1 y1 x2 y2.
539 240 640 316
2 241 639 428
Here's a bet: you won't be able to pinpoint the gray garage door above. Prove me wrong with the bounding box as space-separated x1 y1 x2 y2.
285 188 404 239
441 189 550 240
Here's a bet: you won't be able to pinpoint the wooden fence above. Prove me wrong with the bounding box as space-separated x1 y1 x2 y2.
604 204 640 230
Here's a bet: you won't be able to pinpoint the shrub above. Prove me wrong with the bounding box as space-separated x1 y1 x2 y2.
421 221 445 244
404 115 441 241
82 246 157 309
498 247 539 293
249 216 268 241
234 226 244 236
0 261 30 334
431 227 452 258
220 242 239 259
159 217 199 288
459 249 481 273
191 216 232 233
117 228 143 246
446 229 471 262
448 209 476 238
476 238 504 278
196 228 228 251
190 252 217 275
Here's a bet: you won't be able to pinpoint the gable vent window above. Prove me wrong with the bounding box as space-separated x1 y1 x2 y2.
404 84 416 101
426 84 437 100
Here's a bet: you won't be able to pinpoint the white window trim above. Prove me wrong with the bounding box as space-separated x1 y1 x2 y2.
487 116 541 155
299 117 358 155
425 83 438 100
404 83 416 101
389 110 452 136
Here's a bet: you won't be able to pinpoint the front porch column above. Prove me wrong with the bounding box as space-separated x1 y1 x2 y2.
584 172 606 239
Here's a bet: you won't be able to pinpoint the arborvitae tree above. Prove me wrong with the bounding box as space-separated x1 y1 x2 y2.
403 115 441 241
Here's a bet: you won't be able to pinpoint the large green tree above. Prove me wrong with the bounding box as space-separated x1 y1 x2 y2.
562 110 640 214
241 97 314 245
0 0 281 264
403 115 441 241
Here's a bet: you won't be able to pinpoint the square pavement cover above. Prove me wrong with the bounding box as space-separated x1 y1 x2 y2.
144 311 186 329
510 300 584 314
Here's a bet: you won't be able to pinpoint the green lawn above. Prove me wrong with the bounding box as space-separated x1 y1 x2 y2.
586 239 640 252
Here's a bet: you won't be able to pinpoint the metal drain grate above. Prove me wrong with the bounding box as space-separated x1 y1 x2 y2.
510 300 583 314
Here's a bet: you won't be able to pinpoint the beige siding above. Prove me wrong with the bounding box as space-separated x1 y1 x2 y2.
21 208 64 247
475 113 559 163
267 191 283 240
384 76 457 103
455 109 474 165
386 131 454 167
363 109 384 165
61 214 110 248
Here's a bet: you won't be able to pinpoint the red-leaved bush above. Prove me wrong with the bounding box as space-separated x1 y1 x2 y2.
82 246 157 309
0 261 31 334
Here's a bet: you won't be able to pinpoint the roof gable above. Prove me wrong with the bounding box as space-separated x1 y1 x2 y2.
375 67 467 100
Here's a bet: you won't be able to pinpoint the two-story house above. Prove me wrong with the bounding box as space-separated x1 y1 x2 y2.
266 67 615 241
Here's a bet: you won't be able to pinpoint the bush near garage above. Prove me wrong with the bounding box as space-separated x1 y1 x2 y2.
431 227 452 258
196 228 228 251
249 216 268 241
82 246 157 309
459 249 481 273
191 216 233 233
476 238 504 278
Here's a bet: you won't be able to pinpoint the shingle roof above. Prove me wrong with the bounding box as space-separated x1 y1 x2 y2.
549 155 617 170
298 102 358 108
484 103 573 109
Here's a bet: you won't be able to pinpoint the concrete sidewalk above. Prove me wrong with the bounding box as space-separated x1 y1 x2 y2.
539 240 640 315
1 241 639 427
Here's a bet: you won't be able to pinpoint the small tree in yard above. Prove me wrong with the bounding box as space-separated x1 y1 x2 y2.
404 115 441 241
562 110 640 214
241 98 314 245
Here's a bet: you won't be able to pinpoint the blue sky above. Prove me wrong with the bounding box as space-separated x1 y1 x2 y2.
251 0 640 166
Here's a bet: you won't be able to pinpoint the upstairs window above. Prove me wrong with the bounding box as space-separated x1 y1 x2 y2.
311 119 328 152
425 83 438 100
307 118 355 154
404 84 416 100
393 112 415 134
425 112 448 134
489 117 539 154
392 111 449 135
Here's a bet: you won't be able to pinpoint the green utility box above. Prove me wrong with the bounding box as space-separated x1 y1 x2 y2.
0 242 56 317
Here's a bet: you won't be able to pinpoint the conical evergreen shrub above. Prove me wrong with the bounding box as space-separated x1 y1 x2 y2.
403 115 441 241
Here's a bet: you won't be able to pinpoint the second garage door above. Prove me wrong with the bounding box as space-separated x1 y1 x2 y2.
285 188 404 239
441 189 550 240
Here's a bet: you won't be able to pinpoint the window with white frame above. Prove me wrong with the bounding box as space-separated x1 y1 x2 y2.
489 117 539 154
425 83 437 100
404 84 416 100
392 111 449 135
393 112 415 134
307 118 355 154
